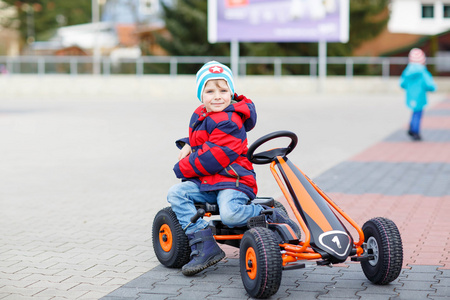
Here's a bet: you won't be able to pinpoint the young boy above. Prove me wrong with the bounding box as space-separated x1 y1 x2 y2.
400 48 437 141
167 61 263 276
167 61 299 276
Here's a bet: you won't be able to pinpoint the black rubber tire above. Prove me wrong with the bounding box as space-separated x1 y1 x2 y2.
152 207 191 268
273 200 289 216
361 217 403 284
239 227 282 299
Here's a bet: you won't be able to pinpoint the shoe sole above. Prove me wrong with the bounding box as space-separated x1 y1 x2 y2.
182 251 226 276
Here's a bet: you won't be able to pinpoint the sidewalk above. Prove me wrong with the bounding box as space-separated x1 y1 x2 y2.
102 98 450 299
1 92 449 299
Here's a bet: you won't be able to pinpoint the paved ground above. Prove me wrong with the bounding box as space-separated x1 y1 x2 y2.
1 89 449 299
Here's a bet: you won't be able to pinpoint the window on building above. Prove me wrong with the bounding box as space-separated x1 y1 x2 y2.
444 5 450 18
422 4 434 18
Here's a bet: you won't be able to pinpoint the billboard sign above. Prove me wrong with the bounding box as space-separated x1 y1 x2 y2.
208 0 349 43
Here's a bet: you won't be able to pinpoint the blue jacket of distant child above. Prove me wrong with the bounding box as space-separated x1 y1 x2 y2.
400 63 437 112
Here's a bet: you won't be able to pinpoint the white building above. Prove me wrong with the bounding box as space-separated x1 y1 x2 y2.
388 0 450 35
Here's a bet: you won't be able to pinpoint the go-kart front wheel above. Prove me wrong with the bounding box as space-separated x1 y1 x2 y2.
239 227 282 299
361 217 403 284
152 207 190 268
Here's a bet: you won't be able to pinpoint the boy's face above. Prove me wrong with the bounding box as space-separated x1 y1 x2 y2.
202 79 232 113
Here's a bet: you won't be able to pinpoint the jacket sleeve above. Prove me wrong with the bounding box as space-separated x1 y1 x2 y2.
399 70 407 89
173 119 244 179
424 70 437 92
175 137 189 150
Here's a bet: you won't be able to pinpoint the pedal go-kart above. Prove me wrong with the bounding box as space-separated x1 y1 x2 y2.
152 131 403 299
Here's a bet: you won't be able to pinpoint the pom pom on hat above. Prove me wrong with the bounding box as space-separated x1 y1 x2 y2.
196 61 235 102
408 48 426 65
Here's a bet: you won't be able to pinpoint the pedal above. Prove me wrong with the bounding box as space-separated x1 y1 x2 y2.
351 255 375 262
283 263 306 270
247 215 268 229
316 260 332 266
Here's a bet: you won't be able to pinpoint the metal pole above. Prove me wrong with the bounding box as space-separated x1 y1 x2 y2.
345 58 353 79
318 40 327 92
382 59 390 79
104 58 110 76
170 57 178 77
136 58 143 76
310 58 317 78
231 40 239 76
70 58 77 76
240 58 247 77
274 58 282 78
38 57 45 76
92 0 101 75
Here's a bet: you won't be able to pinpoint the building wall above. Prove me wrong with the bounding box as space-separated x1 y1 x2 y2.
389 0 450 35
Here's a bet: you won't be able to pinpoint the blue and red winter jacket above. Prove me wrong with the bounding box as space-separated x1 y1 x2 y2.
173 94 258 199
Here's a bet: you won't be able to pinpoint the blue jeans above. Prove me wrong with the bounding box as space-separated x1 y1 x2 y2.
409 110 423 134
167 181 263 234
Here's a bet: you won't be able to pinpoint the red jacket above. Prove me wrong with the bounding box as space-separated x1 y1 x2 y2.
173 94 258 199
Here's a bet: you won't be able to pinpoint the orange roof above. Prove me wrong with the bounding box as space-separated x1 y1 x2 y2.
116 24 139 47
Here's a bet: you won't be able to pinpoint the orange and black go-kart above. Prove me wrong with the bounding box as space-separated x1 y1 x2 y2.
152 131 403 299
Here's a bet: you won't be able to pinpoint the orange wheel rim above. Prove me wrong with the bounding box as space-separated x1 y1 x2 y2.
245 247 257 280
159 224 173 252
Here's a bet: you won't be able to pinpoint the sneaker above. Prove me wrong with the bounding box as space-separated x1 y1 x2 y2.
264 208 302 238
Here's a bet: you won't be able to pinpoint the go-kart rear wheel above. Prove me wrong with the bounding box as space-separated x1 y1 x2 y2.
273 200 289 216
361 217 403 284
152 207 190 268
239 227 282 299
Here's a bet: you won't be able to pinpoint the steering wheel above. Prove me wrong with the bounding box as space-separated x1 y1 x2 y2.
247 131 298 165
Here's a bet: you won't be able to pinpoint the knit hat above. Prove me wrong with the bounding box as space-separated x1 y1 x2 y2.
408 48 426 65
196 61 235 102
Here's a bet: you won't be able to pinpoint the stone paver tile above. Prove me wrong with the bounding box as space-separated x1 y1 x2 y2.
78 290 112 300
211 286 248 299
303 272 340 283
0 272 38 281
60 275 116 286
68 283 122 294
166 290 219 300
0 286 47 297
318 287 360 299
101 277 134 286
20 273 72 283
285 289 327 299
32 287 89 298
0 278 40 289
0 294 55 300
330 279 366 289
100 286 152 299
396 279 436 291
0 293 9 300
54 269 106 278
290 281 330 292
360 282 401 295
25 280 79 291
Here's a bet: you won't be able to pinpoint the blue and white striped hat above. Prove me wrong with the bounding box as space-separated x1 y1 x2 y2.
196 61 235 102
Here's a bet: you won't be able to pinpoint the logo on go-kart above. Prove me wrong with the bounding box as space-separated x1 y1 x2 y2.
331 235 342 249
318 230 351 257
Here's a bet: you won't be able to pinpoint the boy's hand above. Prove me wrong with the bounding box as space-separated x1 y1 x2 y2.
178 144 192 161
